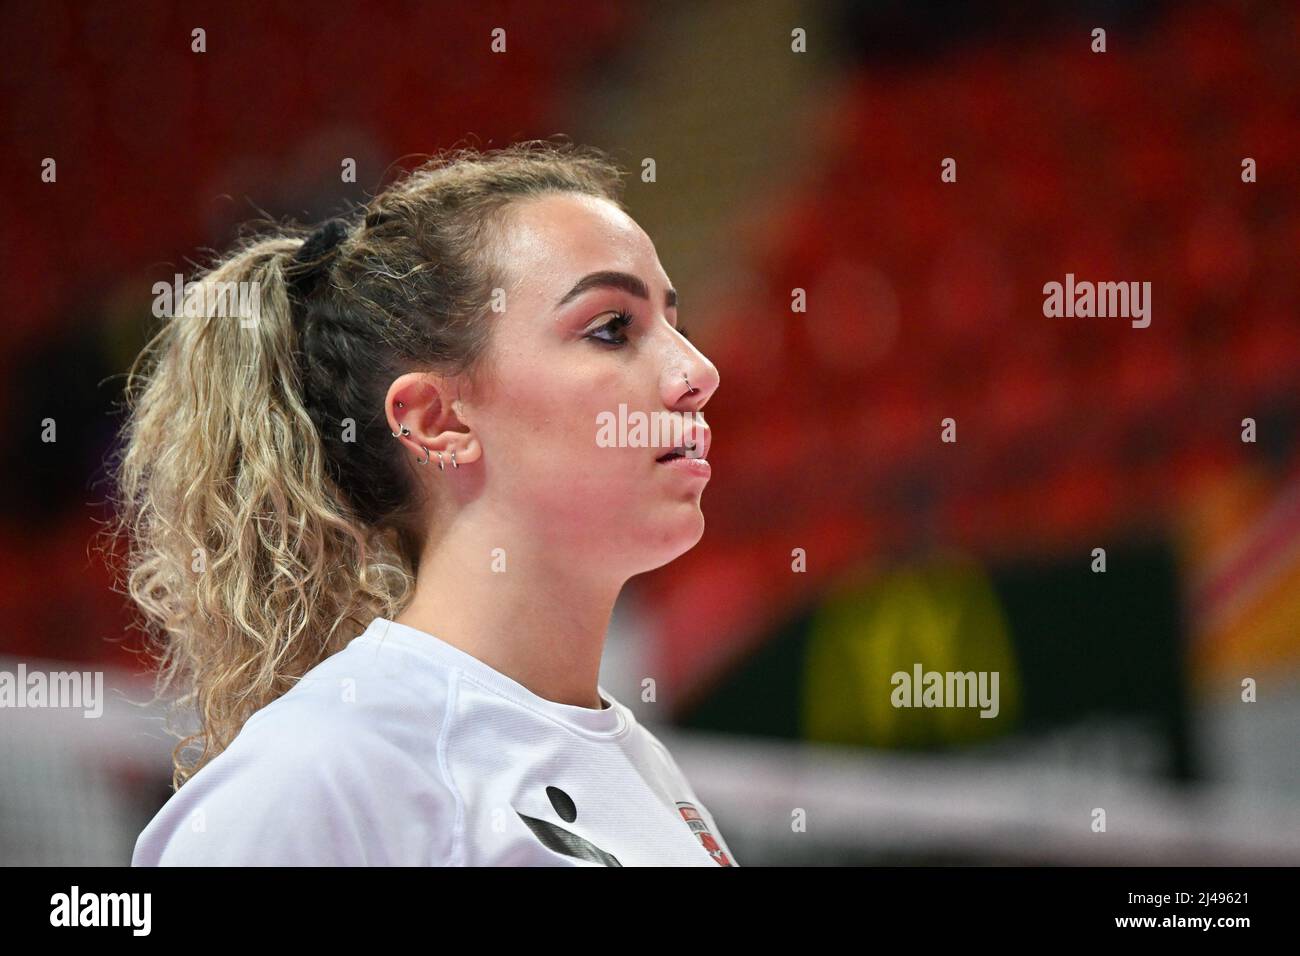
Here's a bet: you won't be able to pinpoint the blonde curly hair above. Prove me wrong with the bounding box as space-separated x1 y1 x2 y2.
104 140 627 790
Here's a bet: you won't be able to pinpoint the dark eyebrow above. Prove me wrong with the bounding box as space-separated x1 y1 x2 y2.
554 270 677 311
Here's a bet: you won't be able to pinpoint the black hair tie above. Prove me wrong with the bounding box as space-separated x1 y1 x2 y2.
287 218 350 303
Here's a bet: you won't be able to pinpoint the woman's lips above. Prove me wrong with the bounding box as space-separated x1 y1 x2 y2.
653 422 712 462
656 455 711 478
651 419 712 480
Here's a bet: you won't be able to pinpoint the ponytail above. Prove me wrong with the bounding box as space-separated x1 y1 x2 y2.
108 232 413 789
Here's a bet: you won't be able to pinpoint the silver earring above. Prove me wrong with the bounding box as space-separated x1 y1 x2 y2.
435 451 445 471
450 449 459 469
396 401 404 408
416 445 429 465
391 423 411 438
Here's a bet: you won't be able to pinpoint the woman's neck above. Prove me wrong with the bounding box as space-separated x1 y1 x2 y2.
394 513 624 711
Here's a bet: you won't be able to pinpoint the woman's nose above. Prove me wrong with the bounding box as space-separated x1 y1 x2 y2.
667 358 719 408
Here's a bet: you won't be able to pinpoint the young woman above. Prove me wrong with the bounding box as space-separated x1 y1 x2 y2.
115 141 733 866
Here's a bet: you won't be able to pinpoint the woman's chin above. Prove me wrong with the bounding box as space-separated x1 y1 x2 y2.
631 505 705 571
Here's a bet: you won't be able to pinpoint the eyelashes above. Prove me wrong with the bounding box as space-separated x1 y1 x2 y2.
588 309 634 346
586 310 690 347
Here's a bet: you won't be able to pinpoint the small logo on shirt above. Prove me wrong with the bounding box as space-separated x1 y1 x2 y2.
676 801 734 866
515 786 622 867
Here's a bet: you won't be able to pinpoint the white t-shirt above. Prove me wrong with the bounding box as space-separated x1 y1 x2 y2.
131 616 738 866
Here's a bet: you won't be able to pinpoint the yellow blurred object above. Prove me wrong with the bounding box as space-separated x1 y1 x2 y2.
802 552 1020 747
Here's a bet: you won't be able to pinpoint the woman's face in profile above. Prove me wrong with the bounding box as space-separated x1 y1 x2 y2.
470 192 720 577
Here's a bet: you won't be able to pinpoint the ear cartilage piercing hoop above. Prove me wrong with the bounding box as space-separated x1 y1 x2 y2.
391 423 411 438
416 445 429 465
450 449 459 469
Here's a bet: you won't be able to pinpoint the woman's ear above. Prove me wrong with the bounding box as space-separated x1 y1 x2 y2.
386 375 483 467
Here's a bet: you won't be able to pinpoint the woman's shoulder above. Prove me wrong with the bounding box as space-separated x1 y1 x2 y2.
240 624 456 750
131 628 463 866
218 625 463 799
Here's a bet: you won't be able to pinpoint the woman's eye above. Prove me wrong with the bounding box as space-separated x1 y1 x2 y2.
588 310 634 346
